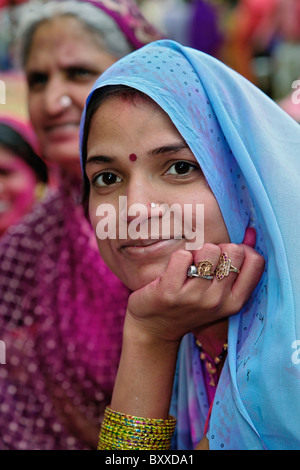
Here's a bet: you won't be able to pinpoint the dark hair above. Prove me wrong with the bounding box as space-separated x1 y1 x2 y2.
0 123 48 183
81 85 152 214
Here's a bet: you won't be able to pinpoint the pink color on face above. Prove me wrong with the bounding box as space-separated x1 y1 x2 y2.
129 153 137 162
0 146 38 236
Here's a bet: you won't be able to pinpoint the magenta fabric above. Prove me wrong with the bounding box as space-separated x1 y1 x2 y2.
70 0 163 48
0 0 162 449
0 179 129 450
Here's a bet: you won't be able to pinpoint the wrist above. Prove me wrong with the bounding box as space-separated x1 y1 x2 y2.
110 312 180 419
123 309 182 351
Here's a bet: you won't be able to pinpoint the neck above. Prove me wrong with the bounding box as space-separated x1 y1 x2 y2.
192 318 228 360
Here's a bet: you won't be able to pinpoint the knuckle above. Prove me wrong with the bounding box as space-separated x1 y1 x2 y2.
171 249 193 264
228 243 244 262
219 242 243 257
250 251 265 272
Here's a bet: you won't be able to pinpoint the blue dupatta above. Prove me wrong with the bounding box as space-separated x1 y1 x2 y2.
81 40 300 450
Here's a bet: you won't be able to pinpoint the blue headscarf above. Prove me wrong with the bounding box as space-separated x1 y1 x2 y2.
80 40 300 450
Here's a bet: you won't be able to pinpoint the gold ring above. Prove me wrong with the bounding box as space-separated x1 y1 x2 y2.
196 260 214 279
187 260 214 279
215 253 240 280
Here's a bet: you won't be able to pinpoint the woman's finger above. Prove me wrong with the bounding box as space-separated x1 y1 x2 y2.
242 227 256 248
160 249 193 291
231 244 265 307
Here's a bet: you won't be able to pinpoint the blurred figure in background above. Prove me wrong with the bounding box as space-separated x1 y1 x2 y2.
0 0 161 450
146 0 224 58
222 0 300 99
189 0 224 58
272 0 300 100
0 115 48 236
223 0 279 88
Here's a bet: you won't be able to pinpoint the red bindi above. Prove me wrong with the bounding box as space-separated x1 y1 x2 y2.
129 153 137 162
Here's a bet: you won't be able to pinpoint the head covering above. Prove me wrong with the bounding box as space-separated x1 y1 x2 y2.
0 114 39 154
0 114 47 182
80 39 300 450
19 0 163 67
77 0 163 49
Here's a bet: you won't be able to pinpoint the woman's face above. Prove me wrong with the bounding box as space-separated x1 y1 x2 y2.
25 16 117 176
86 95 230 291
0 146 38 235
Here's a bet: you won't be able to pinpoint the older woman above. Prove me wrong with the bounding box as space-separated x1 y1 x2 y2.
0 0 161 450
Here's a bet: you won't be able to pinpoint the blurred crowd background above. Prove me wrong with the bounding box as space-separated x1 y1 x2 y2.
0 0 300 120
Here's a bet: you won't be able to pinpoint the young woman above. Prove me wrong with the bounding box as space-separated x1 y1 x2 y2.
0 115 47 236
80 40 300 450
0 0 161 450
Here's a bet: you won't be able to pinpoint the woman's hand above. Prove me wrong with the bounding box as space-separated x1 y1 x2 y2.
110 229 264 421
126 239 264 344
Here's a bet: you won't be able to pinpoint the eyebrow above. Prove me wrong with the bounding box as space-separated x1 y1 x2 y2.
85 141 190 167
147 141 190 157
85 155 114 166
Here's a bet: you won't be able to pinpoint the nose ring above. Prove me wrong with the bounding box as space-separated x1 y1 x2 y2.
60 95 72 108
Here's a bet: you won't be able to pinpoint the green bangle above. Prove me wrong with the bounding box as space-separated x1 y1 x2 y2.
98 407 176 450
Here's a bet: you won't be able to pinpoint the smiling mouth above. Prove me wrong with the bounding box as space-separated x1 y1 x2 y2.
120 238 183 256
46 122 79 132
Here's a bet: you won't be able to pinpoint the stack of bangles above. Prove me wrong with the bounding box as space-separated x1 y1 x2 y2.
98 407 177 450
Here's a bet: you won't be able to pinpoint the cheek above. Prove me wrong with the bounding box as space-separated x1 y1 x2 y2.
73 83 97 111
28 95 42 132
203 198 229 243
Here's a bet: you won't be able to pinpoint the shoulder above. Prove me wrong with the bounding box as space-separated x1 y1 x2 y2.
1 189 64 249
0 189 66 277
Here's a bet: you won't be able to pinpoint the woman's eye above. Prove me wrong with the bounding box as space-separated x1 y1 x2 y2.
166 161 197 176
93 172 122 187
27 72 48 90
68 67 96 81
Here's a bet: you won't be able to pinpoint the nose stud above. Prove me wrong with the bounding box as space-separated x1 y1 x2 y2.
60 95 72 108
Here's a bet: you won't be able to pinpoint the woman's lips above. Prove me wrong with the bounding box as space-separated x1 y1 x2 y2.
120 238 182 257
45 122 79 140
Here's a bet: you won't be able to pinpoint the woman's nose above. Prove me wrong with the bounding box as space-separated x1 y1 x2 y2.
119 181 165 224
43 77 71 115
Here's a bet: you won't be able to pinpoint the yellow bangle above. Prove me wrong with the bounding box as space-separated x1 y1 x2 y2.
98 407 176 450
